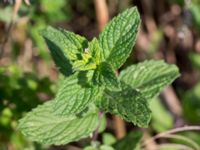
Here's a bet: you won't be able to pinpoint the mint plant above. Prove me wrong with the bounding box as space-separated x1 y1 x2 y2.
18 7 180 146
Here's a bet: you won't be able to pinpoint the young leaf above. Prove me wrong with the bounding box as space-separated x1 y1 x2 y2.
99 7 140 69
119 60 180 100
18 100 99 145
72 54 96 71
92 62 119 90
40 26 88 76
54 71 103 115
88 38 103 64
72 38 102 71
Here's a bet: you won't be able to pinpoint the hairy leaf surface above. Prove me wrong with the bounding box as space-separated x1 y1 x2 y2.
88 38 103 64
54 72 102 115
115 87 151 127
40 26 88 76
119 60 180 100
99 7 140 69
100 84 151 127
93 62 119 90
18 101 99 145
73 38 104 71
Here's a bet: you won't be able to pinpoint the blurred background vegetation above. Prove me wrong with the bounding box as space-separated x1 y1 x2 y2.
0 0 200 150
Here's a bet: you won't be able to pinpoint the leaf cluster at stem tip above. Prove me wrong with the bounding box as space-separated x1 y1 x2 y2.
18 7 180 146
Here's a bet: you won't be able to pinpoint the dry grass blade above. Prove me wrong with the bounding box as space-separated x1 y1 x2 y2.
12 0 22 20
24 0 30 5
94 0 109 31
154 126 200 137
0 0 22 58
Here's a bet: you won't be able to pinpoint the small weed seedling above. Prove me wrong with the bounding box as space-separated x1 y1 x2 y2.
18 7 180 146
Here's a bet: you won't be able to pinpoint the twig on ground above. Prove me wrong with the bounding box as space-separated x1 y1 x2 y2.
0 21 14 58
113 116 126 139
0 0 24 58
161 86 182 117
153 143 193 150
156 134 200 150
142 125 200 148
94 0 109 31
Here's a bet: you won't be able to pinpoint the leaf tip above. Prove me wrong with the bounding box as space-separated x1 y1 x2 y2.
39 26 54 37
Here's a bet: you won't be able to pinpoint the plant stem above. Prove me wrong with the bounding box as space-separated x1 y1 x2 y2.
92 112 104 141
142 125 200 147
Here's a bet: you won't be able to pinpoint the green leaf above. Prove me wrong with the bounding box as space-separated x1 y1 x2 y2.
113 131 142 150
102 85 151 127
88 38 103 64
93 62 119 90
150 97 173 132
189 52 200 69
102 133 117 146
99 7 140 69
40 26 88 76
98 114 107 133
95 91 118 114
54 72 103 115
18 100 99 145
72 38 102 71
189 3 200 32
84 145 115 150
100 145 115 150
119 60 180 100
72 53 96 71
116 87 151 127
182 82 200 123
